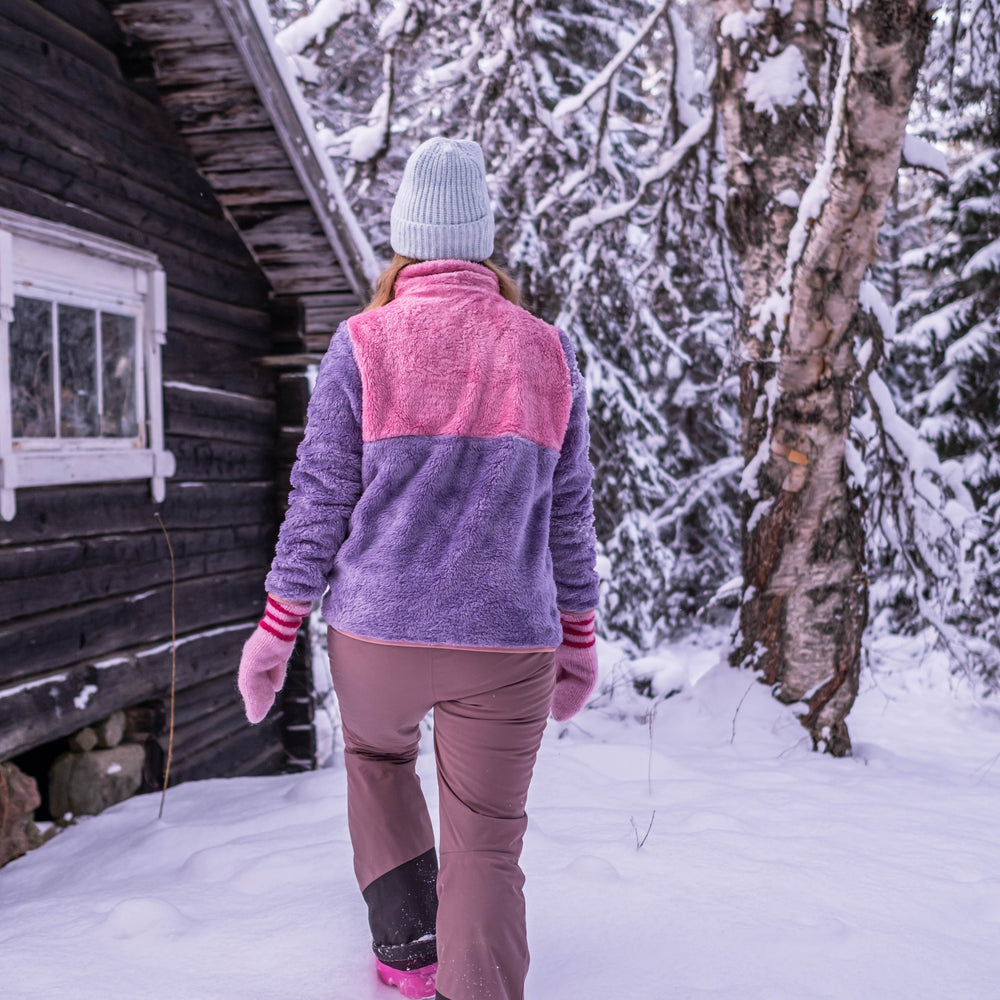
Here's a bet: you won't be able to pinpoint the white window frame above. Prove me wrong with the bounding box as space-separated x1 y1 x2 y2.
0 209 175 521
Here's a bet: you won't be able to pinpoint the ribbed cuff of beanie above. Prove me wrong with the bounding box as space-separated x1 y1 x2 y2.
390 218 494 262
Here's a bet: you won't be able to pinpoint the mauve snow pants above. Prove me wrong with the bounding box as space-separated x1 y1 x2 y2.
327 627 555 1000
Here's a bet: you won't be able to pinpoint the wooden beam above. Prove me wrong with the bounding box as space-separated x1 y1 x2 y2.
183 128 292 172
159 85 272 133
0 525 272 621
253 353 324 368
0 568 267 682
112 0 230 46
0 480 274 545
213 0 377 298
145 41 247 89
0 622 254 760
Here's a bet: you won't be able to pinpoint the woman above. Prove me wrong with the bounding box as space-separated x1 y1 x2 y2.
238 137 599 1000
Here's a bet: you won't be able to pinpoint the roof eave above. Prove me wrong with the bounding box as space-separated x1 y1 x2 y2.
214 0 380 300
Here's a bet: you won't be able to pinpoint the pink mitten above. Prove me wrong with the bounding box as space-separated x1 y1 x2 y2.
550 609 598 722
238 595 312 724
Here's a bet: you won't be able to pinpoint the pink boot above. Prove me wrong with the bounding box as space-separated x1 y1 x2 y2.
375 958 437 999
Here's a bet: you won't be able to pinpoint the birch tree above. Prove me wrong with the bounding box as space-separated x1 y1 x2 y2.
715 0 934 754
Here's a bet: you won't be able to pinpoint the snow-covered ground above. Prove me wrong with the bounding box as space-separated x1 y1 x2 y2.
3 632 999 1000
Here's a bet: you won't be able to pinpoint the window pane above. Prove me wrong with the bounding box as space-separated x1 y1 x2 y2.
10 296 55 437
101 312 138 438
58 304 99 438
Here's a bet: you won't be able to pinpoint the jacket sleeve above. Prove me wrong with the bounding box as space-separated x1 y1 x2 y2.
264 322 363 603
550 331 600 612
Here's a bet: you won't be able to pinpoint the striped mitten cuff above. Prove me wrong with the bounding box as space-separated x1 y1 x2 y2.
559 609 596 651
551 609 598 722
258 595 312 643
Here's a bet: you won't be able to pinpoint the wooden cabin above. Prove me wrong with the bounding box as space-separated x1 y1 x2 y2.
0 0 377 818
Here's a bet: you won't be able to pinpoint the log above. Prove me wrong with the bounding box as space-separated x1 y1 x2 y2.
159 85 272 134
165 382 276 423
162 346 276 395
263 262 355 297
0 569 267 682
168 697 251 764
184 128 291 173
161 330 257 378
204 166 307 206
144 41 247 90
0 130 268 298
0 480 274 545
0 525 273 620
3 1 123 78
169 672 245 731
163 383 276 446
229 202 328 240
166 413 274 448
0 17 185 151
0 174 270 311
0 74 225 217
252 244 343 269
111 0 231 47
0 523 273 578
167 436 275 482
167 285 271 340
0 621 254 759
166 721 285 785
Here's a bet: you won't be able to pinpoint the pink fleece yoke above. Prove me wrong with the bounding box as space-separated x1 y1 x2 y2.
347 260 572 451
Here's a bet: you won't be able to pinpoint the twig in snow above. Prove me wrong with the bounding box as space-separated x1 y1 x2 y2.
730 680 755 744
971 749 1000 783
776 736 810 759
630 810 656 849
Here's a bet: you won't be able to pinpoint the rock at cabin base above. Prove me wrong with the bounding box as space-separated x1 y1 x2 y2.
48 745 145 818
0 817 45 868
68 727 99 753
0 762 43 868
95 710 127 749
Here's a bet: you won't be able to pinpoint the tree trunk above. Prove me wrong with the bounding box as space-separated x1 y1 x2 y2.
714 0 934 754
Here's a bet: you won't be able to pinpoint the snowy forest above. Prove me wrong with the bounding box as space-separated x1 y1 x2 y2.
267 0 1000 753
4 2 1000 997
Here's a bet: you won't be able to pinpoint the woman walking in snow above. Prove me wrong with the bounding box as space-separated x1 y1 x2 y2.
237 137 599 1000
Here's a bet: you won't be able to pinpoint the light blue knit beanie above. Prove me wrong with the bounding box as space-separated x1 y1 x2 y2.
390 138 495 261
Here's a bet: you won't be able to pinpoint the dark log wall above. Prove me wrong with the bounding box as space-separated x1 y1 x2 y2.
0 0 287 778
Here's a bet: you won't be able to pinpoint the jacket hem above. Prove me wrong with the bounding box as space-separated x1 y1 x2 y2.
329 626 558 654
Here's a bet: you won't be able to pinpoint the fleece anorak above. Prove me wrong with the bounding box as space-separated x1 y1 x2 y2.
265 258 599 649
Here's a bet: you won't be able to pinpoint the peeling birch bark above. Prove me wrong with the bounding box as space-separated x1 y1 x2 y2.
714 0 934 754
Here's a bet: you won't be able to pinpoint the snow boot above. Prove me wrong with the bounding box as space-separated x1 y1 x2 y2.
375 958 438 999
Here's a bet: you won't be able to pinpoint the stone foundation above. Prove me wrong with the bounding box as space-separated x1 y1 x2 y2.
48 710 146 819
2 708 154 867
0 761 44 868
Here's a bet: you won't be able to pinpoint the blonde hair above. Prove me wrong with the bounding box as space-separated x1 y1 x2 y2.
365 254 520 311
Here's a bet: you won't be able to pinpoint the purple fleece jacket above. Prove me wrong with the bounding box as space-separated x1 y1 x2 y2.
265 259 599 649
